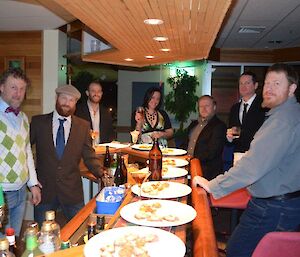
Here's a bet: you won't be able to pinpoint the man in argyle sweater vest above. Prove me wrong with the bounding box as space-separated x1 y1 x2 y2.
0 68 41 236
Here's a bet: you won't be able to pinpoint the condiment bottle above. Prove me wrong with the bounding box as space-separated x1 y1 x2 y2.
5 228 17 256
0 238 15 257
45 210 61 250
21 227 43 257
38 221 58 254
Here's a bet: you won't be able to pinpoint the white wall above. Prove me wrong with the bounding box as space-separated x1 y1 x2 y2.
42 30 67 113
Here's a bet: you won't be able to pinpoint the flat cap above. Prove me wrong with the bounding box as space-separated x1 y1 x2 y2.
55 84 81 100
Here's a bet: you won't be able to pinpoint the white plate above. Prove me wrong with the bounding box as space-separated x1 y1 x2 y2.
131 144 187 156
138 167 188 179
120 199 196 227
131 143 152 151
97 142 130 149
132 181 192 199
163 157 189 167
161 148 187 156
84 226 186 257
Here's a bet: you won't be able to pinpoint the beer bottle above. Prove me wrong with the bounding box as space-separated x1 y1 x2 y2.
103 146 111 168
149 138 162 181
114 153 125 186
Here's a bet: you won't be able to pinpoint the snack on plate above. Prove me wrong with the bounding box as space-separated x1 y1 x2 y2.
99 233 157 257
134 202 178 223
142 182 169 195
162 159 176 166
139 145 152 150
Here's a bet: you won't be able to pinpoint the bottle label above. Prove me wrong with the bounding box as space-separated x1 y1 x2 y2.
6 235 15 245
26 236 38 251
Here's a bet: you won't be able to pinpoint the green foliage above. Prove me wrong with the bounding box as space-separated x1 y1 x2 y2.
165 70 198 131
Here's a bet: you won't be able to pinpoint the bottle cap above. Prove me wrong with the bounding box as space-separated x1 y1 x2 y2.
5 227 15 236
45 210 55 221
0 238 9 251
0 185 4 205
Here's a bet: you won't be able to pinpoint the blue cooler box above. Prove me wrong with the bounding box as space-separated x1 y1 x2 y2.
96 186 125 215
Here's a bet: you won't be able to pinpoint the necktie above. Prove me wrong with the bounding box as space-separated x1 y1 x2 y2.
5 106 20 116
242 103 248 124
56 118 66 159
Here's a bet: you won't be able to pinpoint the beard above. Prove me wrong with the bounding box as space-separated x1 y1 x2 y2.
56 101 76 117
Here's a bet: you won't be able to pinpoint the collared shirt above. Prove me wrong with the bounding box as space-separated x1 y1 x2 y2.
187 116 211 155
87 100 100 142
0 97 38 190
239 93 256 123
52 110 71 146
209 96 300 199
0 97 22 129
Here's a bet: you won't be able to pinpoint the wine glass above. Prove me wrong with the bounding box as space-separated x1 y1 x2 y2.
130 130 140 144
129 170 151 200
90 130 99 148
231 126 241 139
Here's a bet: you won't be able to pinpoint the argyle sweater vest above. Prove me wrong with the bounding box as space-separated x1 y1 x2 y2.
0 112 29 184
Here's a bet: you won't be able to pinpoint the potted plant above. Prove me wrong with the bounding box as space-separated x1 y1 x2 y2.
165 69 199 146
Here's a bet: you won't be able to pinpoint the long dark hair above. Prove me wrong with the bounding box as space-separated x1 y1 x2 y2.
142 87 162 110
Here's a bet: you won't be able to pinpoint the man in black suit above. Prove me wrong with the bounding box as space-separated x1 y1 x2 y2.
186 95 226 180
30 84 105 226
227 71 267 164
75 80 114 143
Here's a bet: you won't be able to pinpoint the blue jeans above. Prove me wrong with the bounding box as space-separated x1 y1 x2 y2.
226 197 300 257
34 197 84 227
3 184 27 236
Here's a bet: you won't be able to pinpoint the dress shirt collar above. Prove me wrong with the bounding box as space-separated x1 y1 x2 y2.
241 93 256 106
53 110 71 124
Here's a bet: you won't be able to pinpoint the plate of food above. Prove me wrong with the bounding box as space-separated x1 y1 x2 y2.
162 157 189 167
131 144 152 151
132 181 192 199
138 167 188 179
84 226 186 257
131 144 187 156
120 199 196 227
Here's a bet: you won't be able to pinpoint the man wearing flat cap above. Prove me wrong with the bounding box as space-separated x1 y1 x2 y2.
30 84 105 226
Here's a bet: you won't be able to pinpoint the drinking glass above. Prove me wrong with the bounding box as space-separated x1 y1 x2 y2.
130 130 140 144
90 130 99 148
136 106 145 116
231 126 241 139
129 170 151 200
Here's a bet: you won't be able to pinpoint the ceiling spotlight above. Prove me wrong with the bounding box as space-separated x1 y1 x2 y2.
144 19 163 25
124 58 134 61
153 36 168 42
145 55 154 59
160 48 171 52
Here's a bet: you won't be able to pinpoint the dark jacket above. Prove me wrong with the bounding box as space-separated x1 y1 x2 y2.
30 113 102 205
186 115 227 180
75 102 114 143
228 95 267 153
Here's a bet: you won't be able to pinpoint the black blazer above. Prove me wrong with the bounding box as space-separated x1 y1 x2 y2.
30 113 103 205
228 95 267 153
186 115 227 180
75 102 114 143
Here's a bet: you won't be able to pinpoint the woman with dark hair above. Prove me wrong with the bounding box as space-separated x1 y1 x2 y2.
131 87 173 146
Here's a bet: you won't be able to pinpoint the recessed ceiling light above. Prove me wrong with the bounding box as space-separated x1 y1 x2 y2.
124 58 134 61
160 48 171 52
144 19 163 25
145 55 154 59
153 36 168 42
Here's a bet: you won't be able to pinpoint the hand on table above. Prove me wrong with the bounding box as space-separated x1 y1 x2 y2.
192 176 211 193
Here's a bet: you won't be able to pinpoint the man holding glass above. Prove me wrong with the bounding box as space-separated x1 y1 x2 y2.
193 63 300 257
227 71 267 165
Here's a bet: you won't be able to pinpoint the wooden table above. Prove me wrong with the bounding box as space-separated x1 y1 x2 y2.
42 148 217 257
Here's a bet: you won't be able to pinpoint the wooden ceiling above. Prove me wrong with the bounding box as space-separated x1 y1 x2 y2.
53 0 232 67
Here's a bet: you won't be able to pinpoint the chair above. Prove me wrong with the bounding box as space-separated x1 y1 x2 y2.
252 232 300 257
210 188 251 233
